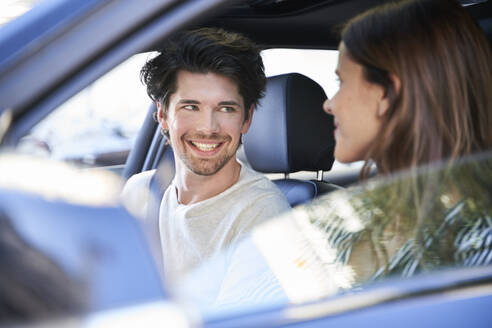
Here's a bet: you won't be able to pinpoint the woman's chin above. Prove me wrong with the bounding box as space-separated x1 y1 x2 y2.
334 147 362 164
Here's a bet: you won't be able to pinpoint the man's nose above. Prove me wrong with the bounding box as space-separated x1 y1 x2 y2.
197 109 220 133
323 98 333 115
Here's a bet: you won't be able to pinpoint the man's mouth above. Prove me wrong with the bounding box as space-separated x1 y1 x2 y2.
189 141 221 152
187 138 231 155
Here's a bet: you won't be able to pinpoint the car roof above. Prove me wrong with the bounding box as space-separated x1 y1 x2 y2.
190 0 492 50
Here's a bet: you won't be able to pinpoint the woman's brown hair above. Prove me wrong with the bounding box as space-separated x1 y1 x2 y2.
341 0 492 178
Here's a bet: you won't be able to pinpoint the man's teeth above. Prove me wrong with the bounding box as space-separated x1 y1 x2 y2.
191 141 220 151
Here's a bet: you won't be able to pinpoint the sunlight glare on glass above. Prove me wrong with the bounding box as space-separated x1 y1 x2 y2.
86 301 194 328
0 153 123 206
0 0 42 26
251 210 355 303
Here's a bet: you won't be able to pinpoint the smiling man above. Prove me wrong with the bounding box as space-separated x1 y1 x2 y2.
122 28 290 281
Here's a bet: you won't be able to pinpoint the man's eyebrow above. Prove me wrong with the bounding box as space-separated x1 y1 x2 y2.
177 99 200 104
218 101 241 107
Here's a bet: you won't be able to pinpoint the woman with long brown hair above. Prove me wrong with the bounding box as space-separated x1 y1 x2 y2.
315 0 492 283
324 0 492 178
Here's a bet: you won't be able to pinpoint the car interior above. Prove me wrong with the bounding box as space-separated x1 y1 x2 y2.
122 0 492 206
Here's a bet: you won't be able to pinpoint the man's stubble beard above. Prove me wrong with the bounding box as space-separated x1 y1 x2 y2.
173 135 241 176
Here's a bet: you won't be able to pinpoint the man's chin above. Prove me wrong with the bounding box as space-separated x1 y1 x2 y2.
185 156 233 177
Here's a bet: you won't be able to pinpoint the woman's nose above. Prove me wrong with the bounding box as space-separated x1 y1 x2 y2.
323 98 333 115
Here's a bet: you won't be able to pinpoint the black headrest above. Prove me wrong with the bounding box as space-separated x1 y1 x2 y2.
243 73 335 174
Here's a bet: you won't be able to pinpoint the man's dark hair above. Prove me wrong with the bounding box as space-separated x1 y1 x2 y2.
140 27 266 121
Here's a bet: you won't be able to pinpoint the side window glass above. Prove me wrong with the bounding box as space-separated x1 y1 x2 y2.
261 48 340 98
260 49 363 175
16 53 151 173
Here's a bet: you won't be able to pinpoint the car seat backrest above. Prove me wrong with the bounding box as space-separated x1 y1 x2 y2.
243 73 339 206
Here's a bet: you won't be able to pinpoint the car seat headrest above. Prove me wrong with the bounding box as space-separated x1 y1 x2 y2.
243 73 335 174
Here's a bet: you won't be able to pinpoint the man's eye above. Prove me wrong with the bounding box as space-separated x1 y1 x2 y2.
184 105 198 111
219 106 236 113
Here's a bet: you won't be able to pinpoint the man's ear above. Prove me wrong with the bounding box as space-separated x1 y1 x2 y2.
241 105 255 134
378 73 401 117
156 101 169 129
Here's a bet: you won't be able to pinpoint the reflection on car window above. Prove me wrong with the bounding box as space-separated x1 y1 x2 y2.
177 152 492 315
16 53 151 170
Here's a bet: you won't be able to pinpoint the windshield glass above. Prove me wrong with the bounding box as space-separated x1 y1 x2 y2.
175 152 492 316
